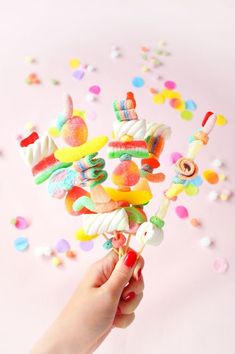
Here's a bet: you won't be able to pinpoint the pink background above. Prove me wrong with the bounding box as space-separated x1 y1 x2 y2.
0 1 235 353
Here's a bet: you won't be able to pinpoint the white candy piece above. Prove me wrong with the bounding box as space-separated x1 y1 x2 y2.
208 191 219 201
113 119 146 140
212 159 224 168
82 209 129 236
199 237 212 248
136 222 164 246
86 93 96 102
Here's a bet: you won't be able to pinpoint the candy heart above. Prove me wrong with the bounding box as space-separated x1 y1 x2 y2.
136 222 164 246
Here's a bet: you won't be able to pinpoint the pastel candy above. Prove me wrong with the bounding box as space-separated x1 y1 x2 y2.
82 208 129 235
103 239 113 250
108 141 149 159
136 222 164 246
55 136 108 162
48 168 77 198
61 116 88 147
113 99 135 111
112 160 140 187
113 119 146 140
115 109 138 122
73 196 95 212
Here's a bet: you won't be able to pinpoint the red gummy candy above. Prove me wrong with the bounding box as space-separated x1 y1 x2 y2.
126 91 136 108
32 154 57 175
141 157 160 169
202 112 214 127
20 132 39 147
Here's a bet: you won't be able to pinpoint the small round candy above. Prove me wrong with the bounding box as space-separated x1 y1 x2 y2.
56 239 70 253
175 205 189 219
213 257 229 274
72 69 84 80
153 93 165 104
69 58 81 69
66 250 77 258
103 239 113 250
61 117 88 147
51 256 62 267
11 216 28 229
184 184 198 196
80 240 94 251
185 99 197 111
170 98 184 110
170 152 182 164
212 159 224 168
14 237 29 251
208 191 219 201
199 237 212 248
203 169 219 184
216 114 227 126
180 110 193 121
190 218 201 227
89 85 101 95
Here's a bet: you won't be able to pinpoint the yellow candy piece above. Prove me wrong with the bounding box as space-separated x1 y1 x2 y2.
69 58 81 69
184 184 198 196
153 93 165 104
75 228 98 241
104 187 152 205
48 126 60 138
73 109 86 119
216 114 227 126
55 136 108 162
162 89 182 100
165 184 184 199
120 134 133 142
51 256 62 267
219 173 227 181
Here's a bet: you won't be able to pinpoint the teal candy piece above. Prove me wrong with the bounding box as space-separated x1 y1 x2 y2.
150 215 165 229
188 135 195 143
191 175 203 187
172 175 186 185
185 100 197 111
103 238 113 250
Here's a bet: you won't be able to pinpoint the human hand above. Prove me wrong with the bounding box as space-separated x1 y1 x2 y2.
31 249 144 354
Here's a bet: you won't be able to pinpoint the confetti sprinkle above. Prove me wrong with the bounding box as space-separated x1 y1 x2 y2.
185 99 197 111
111 46 122 59
132 76 145 88
175 205 189 219
220 189 232 201
51 256 63 267
25 56 37 64
11 216 28 229
72 69 85 80
203 169 219 184
69 58 81 69
153 93 165 104
212 159 224 168
190 218 201 227
66 250 77 258
80 240 94 251
216 114 227 126
14 237 29 252
89 85 101 95
56 239 70 253
26 73 41 85
219 173 227 181
86 93 96 102
213 257 229 274
52 79 60 86
184 184 198 196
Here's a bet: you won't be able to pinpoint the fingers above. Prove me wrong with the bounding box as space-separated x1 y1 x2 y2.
119 292 143 315
113 313 135 329
122 274 144 300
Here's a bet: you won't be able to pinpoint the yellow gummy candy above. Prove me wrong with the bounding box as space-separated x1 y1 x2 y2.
75 228 98 241
153 93 165 104
184 184 198 196
69 58 81 69
165 184 184 199
216 114 227 126
104 187 152 205
55 136 109 162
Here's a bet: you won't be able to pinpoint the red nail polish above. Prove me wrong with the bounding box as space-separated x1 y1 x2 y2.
137 268 142 280
123 250 137 268
123 291 136 302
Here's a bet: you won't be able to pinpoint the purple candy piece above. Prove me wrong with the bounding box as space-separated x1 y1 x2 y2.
56 239 70 253
73 69 85 80
80 240 94 252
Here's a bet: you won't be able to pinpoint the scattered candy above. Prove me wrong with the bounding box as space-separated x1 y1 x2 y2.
212 159 224 168
69 58 81 69
110 46 122 59
72 69 85 80
219 173 227 181
203 169 219 184
199 237 212 248
11 216 28 229
170 152 183 164
220 189 232 201
180 110 193 121
26 73 41 85
208 190 219 201
132 77 145 88
175 205 189 219
164 80 176 90
66 250 77 258
185 100 197 111
56 239 70 253
213 257 229 274
80 240 94 251
190 218 201 227
14 237 29 252
216 114 227 126
51 256 63 267
89 85 101 95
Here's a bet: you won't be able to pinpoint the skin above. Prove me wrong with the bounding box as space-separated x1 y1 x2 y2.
31 250 144 354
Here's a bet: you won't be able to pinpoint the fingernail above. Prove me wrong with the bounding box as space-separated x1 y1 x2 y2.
116 306 122 315
123 291 136 302
137 268 142 281
123 250 137 268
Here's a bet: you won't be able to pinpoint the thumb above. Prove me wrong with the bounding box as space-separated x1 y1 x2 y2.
104 250 138 299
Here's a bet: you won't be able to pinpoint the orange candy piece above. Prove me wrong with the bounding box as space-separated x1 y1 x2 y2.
202 169 219 184
65 186 93 215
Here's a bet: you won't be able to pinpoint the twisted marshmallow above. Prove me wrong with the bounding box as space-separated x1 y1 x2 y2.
20 134 57 167
113 119 146 140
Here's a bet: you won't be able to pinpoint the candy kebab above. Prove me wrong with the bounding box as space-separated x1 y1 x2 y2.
136 112 217 254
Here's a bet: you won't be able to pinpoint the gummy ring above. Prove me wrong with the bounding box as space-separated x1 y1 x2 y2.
194 131 209 145
175 157 198 180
